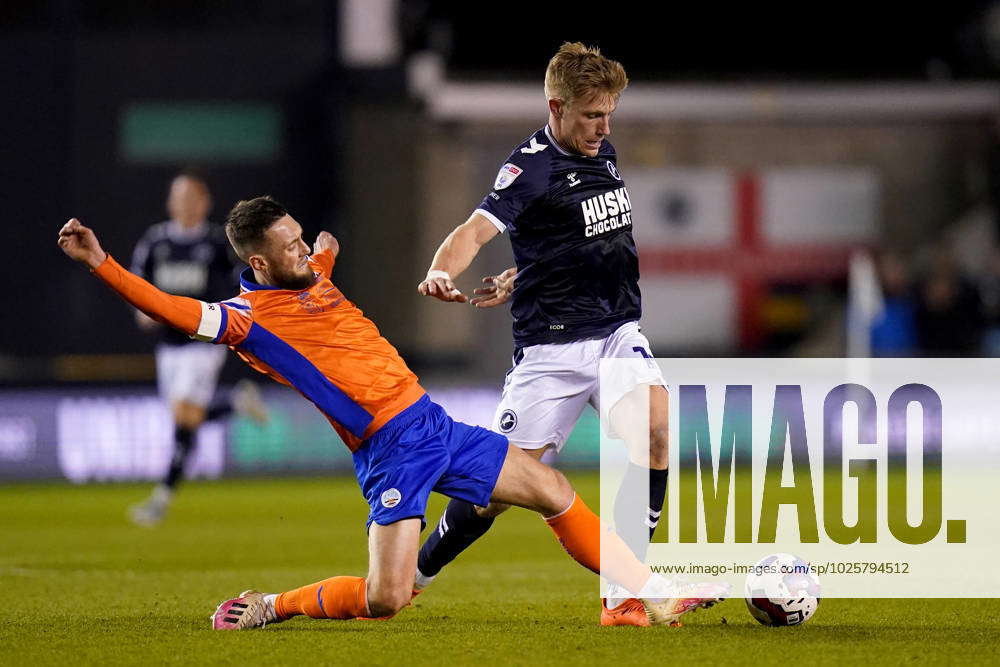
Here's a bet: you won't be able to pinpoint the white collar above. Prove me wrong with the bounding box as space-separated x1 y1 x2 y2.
543 124 573 156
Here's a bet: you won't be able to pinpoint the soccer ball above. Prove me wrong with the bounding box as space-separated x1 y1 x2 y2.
744 553 820 626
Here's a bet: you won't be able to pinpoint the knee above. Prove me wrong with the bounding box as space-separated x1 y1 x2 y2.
172 403 205 430
365 582 411 618
543 469 575 515
649 423 669 454
475 502 511 519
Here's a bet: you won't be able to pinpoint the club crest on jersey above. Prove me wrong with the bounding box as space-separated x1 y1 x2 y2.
498 409 518 433
381 488 402 508
607 160 621 180
494 163 523 190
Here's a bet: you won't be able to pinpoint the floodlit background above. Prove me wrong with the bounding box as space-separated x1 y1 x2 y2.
4 0 1000 481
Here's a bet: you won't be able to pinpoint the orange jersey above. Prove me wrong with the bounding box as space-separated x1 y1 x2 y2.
93 249 424 451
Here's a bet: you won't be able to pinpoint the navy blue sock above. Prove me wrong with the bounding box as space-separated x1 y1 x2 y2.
204 402 232 422
614 463 669 562
163 426 196 489
417 499 496 577
649 467 668 540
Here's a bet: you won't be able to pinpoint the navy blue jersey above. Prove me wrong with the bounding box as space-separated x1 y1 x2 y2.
475 125 641 346
130 220 240 346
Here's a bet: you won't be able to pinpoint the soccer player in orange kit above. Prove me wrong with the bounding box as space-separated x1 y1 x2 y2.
58 196 725 628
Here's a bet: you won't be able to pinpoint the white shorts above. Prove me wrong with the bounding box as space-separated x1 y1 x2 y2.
491 321 665 452
155 342 227 407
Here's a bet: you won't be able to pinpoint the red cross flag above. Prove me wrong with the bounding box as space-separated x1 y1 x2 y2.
629 168 878 351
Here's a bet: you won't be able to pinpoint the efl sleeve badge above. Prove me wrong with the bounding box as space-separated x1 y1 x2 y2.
494 163 524 190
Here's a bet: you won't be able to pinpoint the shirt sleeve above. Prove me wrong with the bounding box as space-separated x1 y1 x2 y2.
474 157 548 233
310 248 335 279
92 255 250 346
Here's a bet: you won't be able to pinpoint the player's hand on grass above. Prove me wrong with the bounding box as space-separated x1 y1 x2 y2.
470 267 516 308
313 231 339 258
58 218 107 269
418 270 468 303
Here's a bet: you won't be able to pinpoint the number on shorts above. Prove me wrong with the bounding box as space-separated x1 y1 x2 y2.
632 346 656 370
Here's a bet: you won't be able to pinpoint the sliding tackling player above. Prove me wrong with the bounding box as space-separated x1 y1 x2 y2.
58 197 724 629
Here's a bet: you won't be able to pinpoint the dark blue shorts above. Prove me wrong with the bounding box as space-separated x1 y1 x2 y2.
352 395 509 529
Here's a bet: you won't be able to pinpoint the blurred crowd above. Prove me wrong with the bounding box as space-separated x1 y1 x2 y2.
870 244 1000 357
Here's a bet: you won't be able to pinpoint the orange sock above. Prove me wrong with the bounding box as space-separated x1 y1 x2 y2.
274 576 368 620
545 494 602 573
545 494 651 594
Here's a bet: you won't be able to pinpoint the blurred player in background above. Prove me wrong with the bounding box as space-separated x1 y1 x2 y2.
58 198 725 628
416 42 668 626
129 169 267 525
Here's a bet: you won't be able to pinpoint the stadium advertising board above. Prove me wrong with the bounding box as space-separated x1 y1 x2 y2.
0 385 602 482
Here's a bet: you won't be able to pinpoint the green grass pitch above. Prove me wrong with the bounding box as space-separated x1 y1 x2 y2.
2 473 997 665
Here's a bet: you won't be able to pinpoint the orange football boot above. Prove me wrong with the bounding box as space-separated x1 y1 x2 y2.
600 597 652 627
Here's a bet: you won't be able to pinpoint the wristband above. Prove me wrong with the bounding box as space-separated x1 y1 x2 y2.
426 269 451 281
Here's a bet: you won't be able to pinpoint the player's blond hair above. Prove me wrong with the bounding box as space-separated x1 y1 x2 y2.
544 42 628 107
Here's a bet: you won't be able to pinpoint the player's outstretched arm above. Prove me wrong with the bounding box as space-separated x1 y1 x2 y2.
417 213 499 303
58 218 210 340
469 266 517 309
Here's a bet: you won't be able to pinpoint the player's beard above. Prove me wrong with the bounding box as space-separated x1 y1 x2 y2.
271 264 317 291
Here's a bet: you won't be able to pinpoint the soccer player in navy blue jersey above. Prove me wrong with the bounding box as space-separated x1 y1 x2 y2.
416 42 670 626
129 170 267 525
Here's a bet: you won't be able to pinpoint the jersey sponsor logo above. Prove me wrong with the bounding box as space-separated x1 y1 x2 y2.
607 160 621 180
580 187 633 237
381 488 402 508
498 409 518 433
567 172 581 187
520 137 548 154
153 261 208 294
494 163 523 190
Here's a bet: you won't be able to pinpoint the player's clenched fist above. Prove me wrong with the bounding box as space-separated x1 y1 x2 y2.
418 270 467 303
58 218 108 269
313 231 339 257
